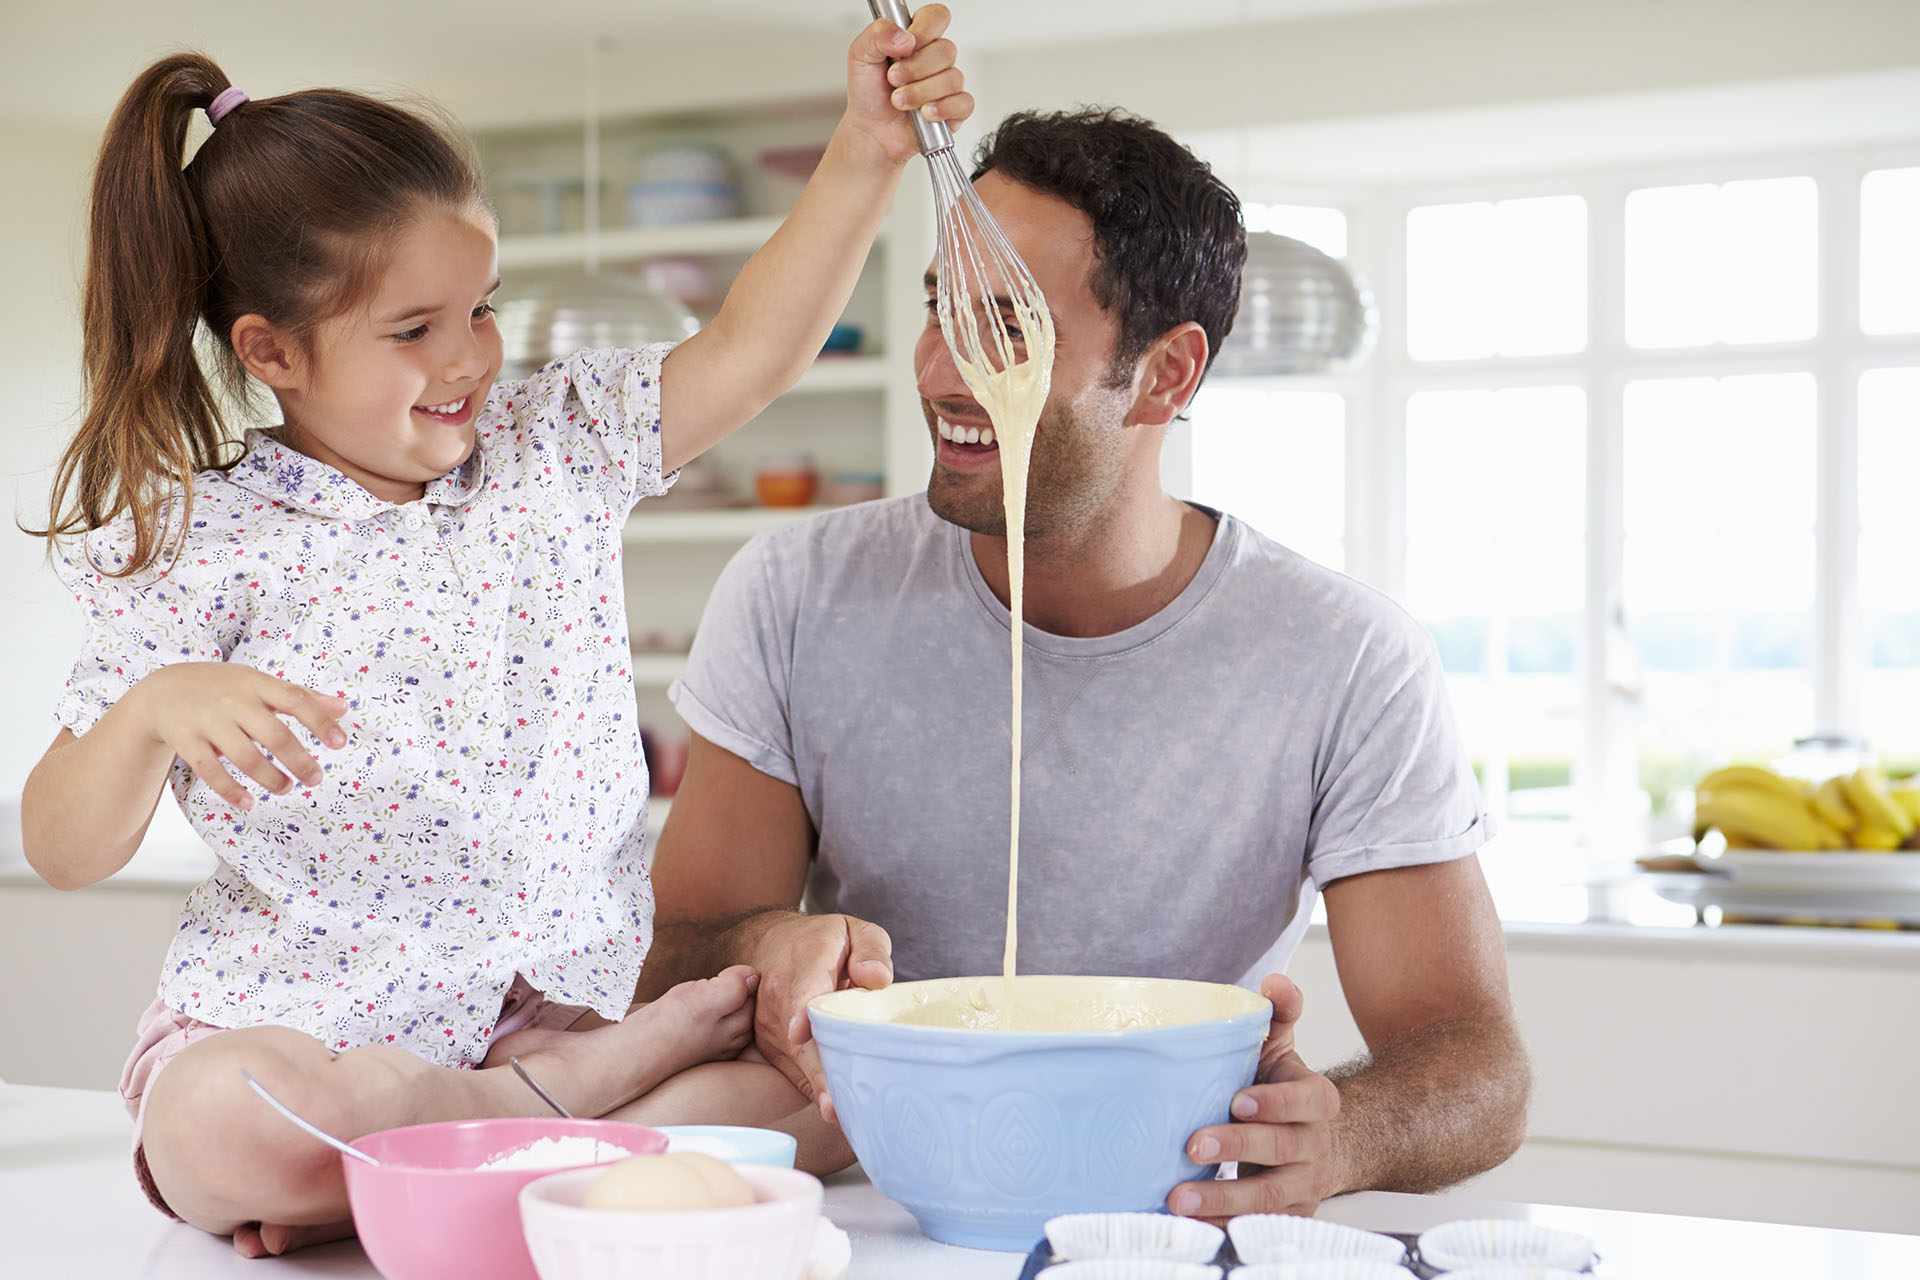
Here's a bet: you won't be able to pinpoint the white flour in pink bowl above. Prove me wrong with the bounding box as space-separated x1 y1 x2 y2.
475 1135 641 1171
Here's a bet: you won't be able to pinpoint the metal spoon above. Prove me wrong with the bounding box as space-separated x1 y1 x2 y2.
240 1069 383 1166
508 1056 574 1119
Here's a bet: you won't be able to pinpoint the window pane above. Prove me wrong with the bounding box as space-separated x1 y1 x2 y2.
1497 196 1589 357
1623 373 1817 818
1862 168 1920 335
1625 177 1818 348
1405 386 1585 828
1406 196 1587 361
1859 366 1920 772
1408 202 1495 361
1189 387 1345 571
1243 202 1347 259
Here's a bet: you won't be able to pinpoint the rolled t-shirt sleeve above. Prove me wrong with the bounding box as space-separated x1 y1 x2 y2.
668 531 801 787
1304 612 1493 885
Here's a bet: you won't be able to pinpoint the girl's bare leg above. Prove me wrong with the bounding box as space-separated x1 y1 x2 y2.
141 967 756 1255
602 1051 856 1177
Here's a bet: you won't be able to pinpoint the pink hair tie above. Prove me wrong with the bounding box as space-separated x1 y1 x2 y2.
207 87 249 126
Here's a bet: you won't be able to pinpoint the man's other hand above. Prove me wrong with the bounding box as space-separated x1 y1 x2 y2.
1166 973 1343 1222
740 910 894 1114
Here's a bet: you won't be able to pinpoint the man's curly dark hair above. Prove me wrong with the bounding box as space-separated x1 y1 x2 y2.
971 107 1247 387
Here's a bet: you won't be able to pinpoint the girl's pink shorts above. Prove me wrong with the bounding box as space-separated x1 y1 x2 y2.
120 976 588 1219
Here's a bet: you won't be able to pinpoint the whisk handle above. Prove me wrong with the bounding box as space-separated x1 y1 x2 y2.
866 0 958 158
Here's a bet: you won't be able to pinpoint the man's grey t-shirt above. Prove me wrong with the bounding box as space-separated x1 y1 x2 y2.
669 495 1490 988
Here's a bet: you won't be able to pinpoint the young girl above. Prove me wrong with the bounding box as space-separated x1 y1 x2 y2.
21 8 969 1258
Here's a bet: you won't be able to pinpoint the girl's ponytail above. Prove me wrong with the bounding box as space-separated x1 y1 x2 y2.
33 53 488 578
39 54 235 577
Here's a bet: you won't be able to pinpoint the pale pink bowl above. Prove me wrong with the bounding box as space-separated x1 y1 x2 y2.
519 1163 825 1280
341 1117 667 1280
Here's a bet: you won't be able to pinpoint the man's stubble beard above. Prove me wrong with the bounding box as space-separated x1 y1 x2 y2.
925 405 1121 542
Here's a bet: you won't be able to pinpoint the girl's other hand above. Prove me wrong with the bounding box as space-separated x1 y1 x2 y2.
127 663 350 811
845 4 974 166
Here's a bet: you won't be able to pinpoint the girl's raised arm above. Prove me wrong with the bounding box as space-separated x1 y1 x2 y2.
656 4 970 473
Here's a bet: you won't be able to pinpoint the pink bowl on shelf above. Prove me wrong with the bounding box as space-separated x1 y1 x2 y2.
341 1117 666 1280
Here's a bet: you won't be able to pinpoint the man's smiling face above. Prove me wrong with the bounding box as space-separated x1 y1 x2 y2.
915 172 1137 540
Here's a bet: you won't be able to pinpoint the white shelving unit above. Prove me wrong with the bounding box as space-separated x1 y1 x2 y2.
474 97 935 762
496 216 790 268
620 505 837 544
792 355 891 394
477 99 934 492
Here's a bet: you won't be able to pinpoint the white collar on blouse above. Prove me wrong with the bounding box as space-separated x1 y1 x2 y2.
221 428 486 520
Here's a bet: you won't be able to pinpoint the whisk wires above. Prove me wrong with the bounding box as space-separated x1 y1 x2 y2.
927 150 1045 387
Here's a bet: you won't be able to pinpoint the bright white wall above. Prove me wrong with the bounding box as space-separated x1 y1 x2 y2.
0 123 91 803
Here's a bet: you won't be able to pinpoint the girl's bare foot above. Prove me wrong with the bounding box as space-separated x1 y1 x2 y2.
231 1218 355 1258
634 966 762 1068
508 967 759 1118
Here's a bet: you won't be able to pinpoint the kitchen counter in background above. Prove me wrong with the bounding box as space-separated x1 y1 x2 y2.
5 793 1917 1235
4 1085 1918 1279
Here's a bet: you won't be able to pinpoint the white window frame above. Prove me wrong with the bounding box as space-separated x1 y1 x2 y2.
1176 141 1920 867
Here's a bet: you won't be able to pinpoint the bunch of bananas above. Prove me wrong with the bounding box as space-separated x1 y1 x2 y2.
1694 764 1920 852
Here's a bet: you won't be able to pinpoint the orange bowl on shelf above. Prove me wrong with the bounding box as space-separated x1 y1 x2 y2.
754 473 817 507
754 453 818 507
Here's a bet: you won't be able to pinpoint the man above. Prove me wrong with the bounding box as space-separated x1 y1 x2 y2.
638 107 1529 1220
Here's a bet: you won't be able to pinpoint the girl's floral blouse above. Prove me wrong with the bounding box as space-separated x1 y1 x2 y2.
55 345 678 1067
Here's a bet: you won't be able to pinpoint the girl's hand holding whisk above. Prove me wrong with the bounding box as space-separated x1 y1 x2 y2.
844 3 973 166
125 663 348 811
657 4 972 469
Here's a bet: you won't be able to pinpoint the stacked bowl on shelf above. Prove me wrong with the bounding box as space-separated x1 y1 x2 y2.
628 146 741 227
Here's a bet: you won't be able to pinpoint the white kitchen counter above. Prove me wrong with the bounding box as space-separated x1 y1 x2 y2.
4 1084 1917 1279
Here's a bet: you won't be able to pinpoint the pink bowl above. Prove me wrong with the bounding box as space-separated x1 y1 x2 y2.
520 1163 825 1280
342 1117 667 1280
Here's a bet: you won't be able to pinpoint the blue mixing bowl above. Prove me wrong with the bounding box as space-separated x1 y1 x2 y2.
809 975 1271 1251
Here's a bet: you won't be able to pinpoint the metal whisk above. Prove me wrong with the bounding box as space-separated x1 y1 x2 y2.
867 0 1053 393
870 2 1054 1020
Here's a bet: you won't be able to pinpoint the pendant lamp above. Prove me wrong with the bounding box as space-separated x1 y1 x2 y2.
1214 231 1378 377
496 273 699 378
493 30 701 378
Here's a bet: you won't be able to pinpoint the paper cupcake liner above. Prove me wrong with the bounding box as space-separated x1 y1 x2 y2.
1416 1219 1595 1272
1043 1261 1223 1280
1229 1261 1416 1280
1226 1214 1408 1265
1427 1267 1589 1280
1046 1212 1226 1263
803 1217 853 1280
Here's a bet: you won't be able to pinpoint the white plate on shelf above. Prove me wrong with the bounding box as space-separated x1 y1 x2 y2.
1648 874 1920 924
1699 850 1920 891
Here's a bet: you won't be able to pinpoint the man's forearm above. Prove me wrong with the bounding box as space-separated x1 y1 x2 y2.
634 909 793 1003
1321 1016 1531 1196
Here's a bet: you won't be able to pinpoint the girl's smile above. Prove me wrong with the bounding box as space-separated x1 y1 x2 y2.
414 394 476 426
255 204 504 505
